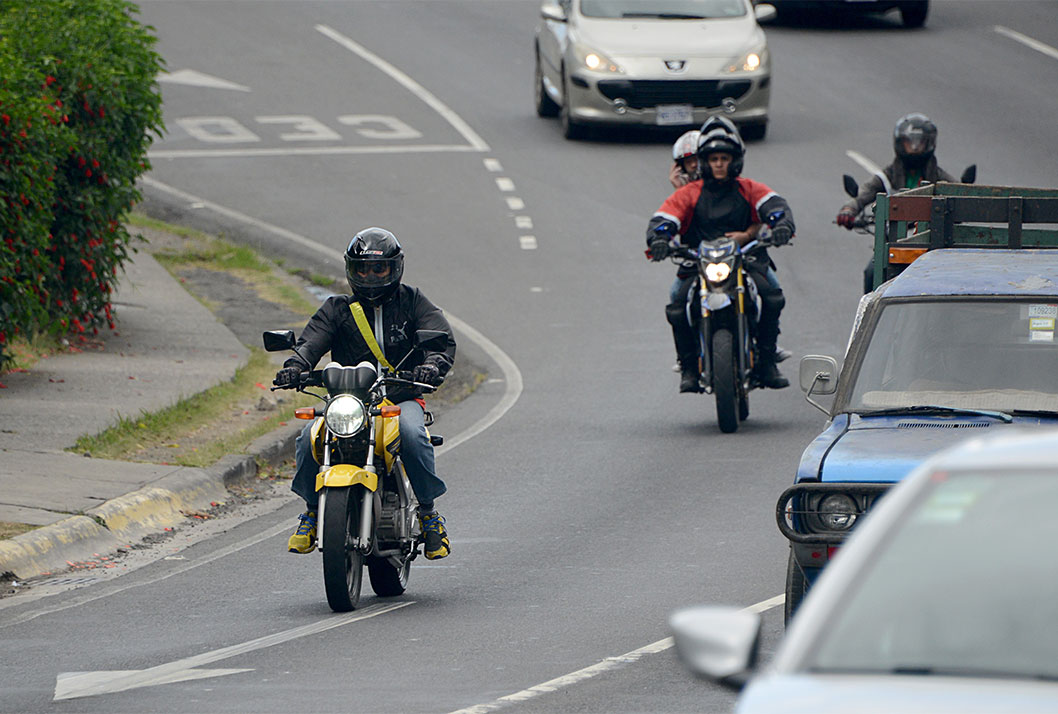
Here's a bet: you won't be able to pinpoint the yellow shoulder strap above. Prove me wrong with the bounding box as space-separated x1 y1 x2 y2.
349 301 394 372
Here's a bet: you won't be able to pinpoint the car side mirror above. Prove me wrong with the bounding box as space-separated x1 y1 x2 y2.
960 164 977 184
415 329 448 352
754 3 777 23
263 329 296 352
540 3 567 22
800 355 838 415
670 606 762 690
843 174 859 199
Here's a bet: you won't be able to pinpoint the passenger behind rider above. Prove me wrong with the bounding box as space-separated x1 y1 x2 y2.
274 227 455 561
669 129 701 189
835 113 955 292
647 116 796 393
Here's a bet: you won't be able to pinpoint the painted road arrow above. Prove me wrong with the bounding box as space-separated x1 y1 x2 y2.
157 69 251 92
54 601 413 700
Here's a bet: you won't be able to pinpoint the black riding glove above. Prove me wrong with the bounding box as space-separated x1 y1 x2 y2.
273 366 301 387
770 225 793 246
412 363 442 386
648 239 671 262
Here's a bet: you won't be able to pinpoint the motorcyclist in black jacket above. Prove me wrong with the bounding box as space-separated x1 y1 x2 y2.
274 227 455 560
836 113 955 292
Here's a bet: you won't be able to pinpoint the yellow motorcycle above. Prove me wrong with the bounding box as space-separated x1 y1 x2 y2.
264 329 445 612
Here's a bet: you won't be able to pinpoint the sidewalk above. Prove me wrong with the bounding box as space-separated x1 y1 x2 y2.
0 249 298 581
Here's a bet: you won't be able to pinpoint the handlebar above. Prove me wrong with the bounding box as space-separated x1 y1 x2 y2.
271 369 437 394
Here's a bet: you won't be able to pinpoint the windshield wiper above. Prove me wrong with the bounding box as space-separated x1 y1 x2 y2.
621 12 708 19
858 405 1014 423
1010 409 1058 418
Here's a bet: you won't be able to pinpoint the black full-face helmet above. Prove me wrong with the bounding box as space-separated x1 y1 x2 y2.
893 113 937 167
345 227 404 305
696 121 745 182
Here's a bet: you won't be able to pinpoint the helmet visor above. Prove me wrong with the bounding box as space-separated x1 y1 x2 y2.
901 135 929 155
347 258 398 289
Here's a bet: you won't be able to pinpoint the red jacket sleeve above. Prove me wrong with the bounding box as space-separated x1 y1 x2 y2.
653 182 702 238
735 178 779 224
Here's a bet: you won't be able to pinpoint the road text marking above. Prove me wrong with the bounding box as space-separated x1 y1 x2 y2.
157 69 250 92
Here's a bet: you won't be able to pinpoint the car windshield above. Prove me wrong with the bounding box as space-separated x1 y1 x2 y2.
846 300 1058 414
579 0 747 19
806 470 1058 680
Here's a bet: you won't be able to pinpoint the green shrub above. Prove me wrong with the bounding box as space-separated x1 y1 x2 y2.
0 0 164 363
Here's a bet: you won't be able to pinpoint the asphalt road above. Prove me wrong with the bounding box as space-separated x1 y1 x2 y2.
3 1 1058 712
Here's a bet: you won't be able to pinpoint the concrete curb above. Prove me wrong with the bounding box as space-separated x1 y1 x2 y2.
0 421 302 581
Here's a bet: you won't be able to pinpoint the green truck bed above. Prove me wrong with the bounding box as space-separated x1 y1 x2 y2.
872 183 1058 290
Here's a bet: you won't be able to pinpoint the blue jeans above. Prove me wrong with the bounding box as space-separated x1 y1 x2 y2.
291 399 447 510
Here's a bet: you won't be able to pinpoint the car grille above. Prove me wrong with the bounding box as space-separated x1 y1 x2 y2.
596 79 752 109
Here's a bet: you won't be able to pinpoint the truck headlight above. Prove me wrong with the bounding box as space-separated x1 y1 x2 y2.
325 395 367 437
818 494 857 531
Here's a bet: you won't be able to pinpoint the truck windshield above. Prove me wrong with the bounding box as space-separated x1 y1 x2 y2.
806 470 1058 680
847 300 1058 414
579 0 746 19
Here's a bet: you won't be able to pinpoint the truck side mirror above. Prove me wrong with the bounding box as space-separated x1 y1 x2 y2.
800 355 839 414
842 174 859 199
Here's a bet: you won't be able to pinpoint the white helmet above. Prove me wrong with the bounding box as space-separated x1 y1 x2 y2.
672 130 701 163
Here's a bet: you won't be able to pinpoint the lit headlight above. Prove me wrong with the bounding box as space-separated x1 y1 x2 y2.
705 262 732 283
818 494 858 531
324 394 367 437
726 47 768 73
573 43 623 73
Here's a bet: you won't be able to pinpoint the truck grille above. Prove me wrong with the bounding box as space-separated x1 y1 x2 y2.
596 79 752 109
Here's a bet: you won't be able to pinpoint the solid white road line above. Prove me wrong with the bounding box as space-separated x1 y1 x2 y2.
316 24 490 152
54 602 413 700
995 25 1058 62
448 594 786 714
845 150 882 177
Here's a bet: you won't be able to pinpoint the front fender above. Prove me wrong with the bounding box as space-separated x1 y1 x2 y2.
316 464 378 492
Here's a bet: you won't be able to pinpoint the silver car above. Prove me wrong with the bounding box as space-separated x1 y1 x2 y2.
534 0 776 140
671 429 1058 713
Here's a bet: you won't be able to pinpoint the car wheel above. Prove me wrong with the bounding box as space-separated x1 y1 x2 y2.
740 121 767 141
900 1 928 28
784 549 807 626
560 70 586 140
534 50 560 118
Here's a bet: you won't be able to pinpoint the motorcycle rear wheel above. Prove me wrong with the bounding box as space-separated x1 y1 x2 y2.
322 486 365 612
712 329 741 433
368 555 411 597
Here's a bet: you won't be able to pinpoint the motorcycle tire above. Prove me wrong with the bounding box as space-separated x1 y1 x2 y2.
321 486 365 612
367 555 411 597
712 329 741 433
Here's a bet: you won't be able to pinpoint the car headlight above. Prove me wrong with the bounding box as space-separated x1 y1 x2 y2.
704 262 732 283
726 46 768 73
572 42 623 73
324 394 367 437
818 494 858 531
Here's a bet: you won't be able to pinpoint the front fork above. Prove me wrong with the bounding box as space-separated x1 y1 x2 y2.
698 274 748 388
318 419 379 555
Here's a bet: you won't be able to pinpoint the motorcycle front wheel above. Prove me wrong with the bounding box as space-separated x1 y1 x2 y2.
321 486 365 612
711 328 740 433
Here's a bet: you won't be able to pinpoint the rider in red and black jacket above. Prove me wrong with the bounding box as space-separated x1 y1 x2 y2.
647 117 795 392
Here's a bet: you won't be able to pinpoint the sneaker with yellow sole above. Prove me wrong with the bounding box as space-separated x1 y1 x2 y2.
287 511 317 554
418 511 450 560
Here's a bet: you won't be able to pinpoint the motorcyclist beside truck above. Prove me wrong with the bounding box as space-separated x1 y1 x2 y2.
274 227 455 561
647 116 796 393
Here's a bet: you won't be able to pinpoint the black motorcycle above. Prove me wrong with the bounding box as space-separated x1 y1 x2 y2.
668 220 787 434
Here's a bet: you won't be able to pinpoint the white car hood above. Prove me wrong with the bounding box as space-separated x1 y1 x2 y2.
575 16 761 58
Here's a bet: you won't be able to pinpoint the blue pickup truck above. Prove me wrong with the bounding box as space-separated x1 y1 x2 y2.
777 246 1058 622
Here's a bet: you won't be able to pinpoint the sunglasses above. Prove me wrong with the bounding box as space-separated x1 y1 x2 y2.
355 263 391 276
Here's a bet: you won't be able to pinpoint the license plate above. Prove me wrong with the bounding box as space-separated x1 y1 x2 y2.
656 104 693 126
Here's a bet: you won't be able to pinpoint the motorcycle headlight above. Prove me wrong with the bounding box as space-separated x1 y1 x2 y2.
705 262 732 283
572 43 623 73
818 494 858 531
324 394 367 437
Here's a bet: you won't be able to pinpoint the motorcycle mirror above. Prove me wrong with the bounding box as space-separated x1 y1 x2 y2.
960 164 977 184
414 329 448 351
263 329 296 352
842 174 859 198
